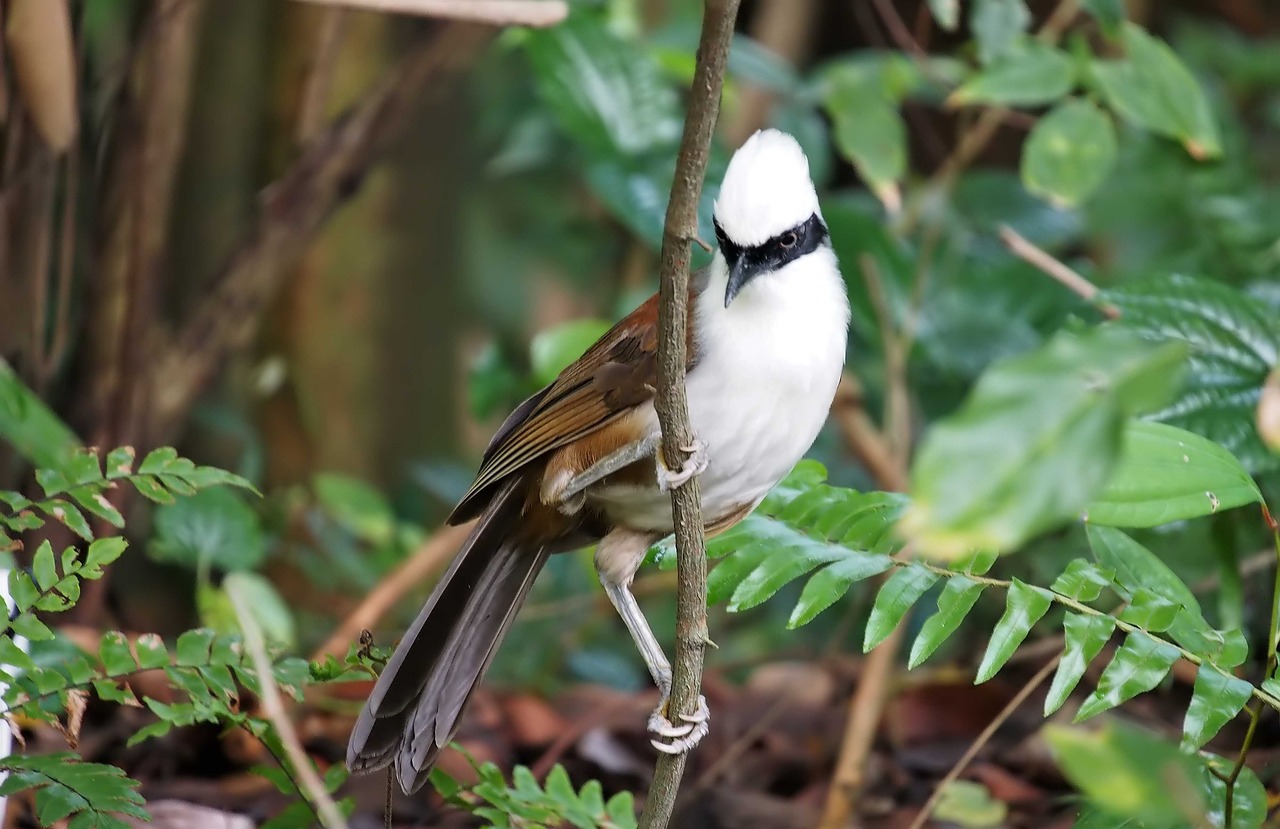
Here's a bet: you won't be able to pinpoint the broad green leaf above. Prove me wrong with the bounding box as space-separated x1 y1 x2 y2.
313 472 396 547
606 791 637 828
1182 666 1251 750
149 487 265 572
1116 589 1178 633
132 633 169 671
175 629 216 667
1201 758 1266 829
863 565 937 651
976 579 1052 683
98 631 137 676
1086 421 1262 526
969 0 1030 65
104 446 135 478
1046 722 1202 825
1045 613 1116 716
1075 633 1180 721
825 74 906 207
951 41 1074 107
1051 559 1115 602
82 537 127 578
0 359 81 471
1021 99 1117 207
909 577 984 668
927 0 960 31
1091 23 1222 159
902 326 1186 559
1102 274 1280 474
31 541 57 591
530 320 613 387
789 553 894 628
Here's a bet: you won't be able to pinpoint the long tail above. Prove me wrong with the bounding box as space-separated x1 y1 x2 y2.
346 479 550 793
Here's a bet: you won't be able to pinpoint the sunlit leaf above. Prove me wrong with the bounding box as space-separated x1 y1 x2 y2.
1182 666 1252 751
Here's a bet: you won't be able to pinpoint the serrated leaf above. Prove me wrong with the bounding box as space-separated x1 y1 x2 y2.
1075 633 1180 721
1022 99 1117 207
789 553 894 628
902 326 1186 559
1046 613 1116 716
976 579 1053 683
1086 420 1263 527
864 565 937 651
1046 722 1201 824
1182 666 1251 750
1092 23 1221 159
1051 559 1115 602
909 576 985 668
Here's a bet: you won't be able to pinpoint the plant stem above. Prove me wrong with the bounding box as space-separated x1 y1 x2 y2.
638 1 740 827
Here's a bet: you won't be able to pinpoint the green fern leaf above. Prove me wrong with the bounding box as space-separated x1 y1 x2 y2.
789 554 893 629
864 564 938 651
1075 633 1180 721
1045 613 1116 716
976 579 1053 683
909 576 985 668
1182 666 1252 750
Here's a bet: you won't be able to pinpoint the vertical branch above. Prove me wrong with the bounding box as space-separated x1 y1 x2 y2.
639 1 741 827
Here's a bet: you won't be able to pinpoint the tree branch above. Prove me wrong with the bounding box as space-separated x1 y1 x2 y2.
148 22 492 440
639 1 740 827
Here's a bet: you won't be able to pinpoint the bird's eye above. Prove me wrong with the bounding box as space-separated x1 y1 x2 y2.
779 231 799 249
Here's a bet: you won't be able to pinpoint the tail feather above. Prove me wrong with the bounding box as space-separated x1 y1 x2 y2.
346 479 550 791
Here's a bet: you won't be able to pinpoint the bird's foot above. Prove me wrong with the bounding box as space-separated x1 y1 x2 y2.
656 437 708 492
648 694 710 755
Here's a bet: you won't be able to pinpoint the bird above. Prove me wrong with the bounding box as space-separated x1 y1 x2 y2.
347 128 851 794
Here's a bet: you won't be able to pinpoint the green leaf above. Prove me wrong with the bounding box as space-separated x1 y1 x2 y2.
789 553 894 629
927 0 960 31
1091 23 1222 159
864 565 938 651
1082 0 1125 35
175 629 216 666
933 780 1008 827
31 541 57 591
1021 99 1118 207
128 474 173 504
98 631 137 676
1101 273 1280 475
530 320 613 388
606 791 638 828
42 499 92 542
902 326 1186 559
104 446 135 478
1116 589 1179 633
1201 758 1266 829
976 579 1052 683
149 487 265 572
0 359 82 471
825 73 906 205
909 576 985 668
1051 559 1115 602
1046 722 1202 825
1045 613 1116 716
313 472 395 547
1075 632 1180 721
82 536 127 578
1183 666 1252 751
969 0 1030 65
1086 421 1263 527
209 572 297 650
952 40 1075 107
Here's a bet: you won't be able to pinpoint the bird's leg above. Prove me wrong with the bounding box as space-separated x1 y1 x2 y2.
656 436 708 492
595 530 710 756
554 433 660 508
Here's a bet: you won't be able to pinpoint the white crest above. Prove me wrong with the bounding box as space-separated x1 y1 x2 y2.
713 129 822 248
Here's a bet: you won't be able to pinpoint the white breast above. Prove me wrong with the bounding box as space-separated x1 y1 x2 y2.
593 248 850 532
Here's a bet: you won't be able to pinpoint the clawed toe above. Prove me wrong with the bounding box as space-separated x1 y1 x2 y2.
648 694 710 755
656 436 709 492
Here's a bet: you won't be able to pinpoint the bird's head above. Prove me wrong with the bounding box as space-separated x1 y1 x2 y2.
712 129 828 307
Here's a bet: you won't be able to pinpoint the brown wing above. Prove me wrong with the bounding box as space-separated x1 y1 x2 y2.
448 271 707 524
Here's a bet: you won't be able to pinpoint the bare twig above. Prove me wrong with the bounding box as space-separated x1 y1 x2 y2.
998 224 1120 319
907 656 1061 829
295 8 349 146
290 0 569 27
310 521 473 661
832 374 905 492
639 1 741 826
149 22 493 440
230 584 349 829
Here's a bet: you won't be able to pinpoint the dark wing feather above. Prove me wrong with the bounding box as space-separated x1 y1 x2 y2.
448 270 705 524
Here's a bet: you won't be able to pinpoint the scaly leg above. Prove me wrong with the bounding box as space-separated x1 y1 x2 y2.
595 530 709 755
552 434 660 509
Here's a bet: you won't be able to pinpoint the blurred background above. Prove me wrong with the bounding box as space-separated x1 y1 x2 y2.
0 0 1278 825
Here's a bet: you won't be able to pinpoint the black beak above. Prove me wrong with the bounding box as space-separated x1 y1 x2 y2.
723 256 755 307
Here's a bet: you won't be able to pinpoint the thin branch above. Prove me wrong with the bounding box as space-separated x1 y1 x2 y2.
295 8 349 146
639 0 741 826
230 583 349 829
998 224 1121 319
906 655 1061 829
149 22 493 440
310 521 472 662
290 0 569 27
